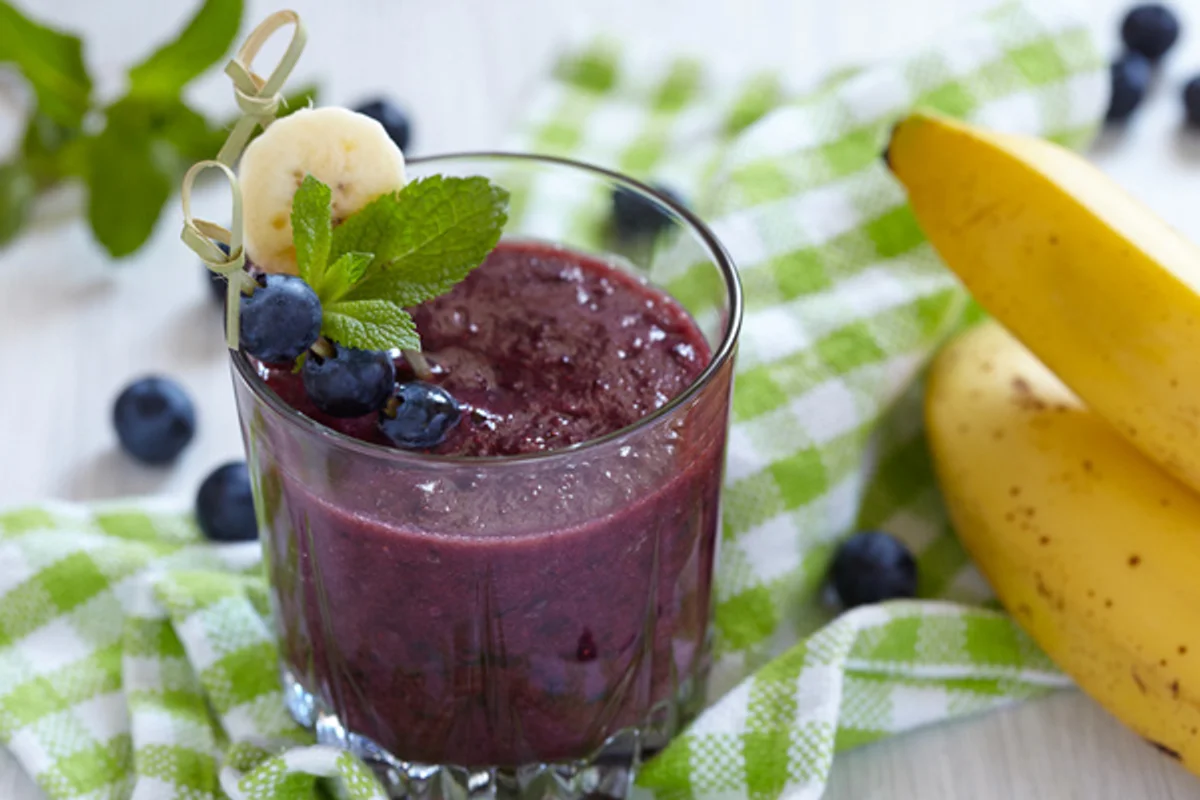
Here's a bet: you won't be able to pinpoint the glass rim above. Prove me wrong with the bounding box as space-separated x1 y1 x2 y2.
230 150 743 466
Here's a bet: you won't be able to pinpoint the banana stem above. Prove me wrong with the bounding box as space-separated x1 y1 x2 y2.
404 349 433 381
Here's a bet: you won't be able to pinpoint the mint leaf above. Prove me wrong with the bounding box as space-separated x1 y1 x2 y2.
322 299 419 352
0 1 92 126
0 162 35 246
291 175 332 286
103 95 225 165
320 251 373 302
85 118 173 258
155 101 227 161
21 113 82 185
127 0 244 98
296 174 508 352
334 176 509 307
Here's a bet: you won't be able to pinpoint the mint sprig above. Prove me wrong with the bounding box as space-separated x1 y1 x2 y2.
0 0 318 257
291 174 509 353
0 1 92 127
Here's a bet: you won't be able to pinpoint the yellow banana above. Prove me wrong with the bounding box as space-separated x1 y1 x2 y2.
926 320 1200 772
889 111 1200 494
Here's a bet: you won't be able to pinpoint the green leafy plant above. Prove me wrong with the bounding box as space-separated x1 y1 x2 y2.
0 0 315 257
291 174 510 352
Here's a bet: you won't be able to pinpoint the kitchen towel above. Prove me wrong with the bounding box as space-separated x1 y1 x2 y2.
0 1 1104 798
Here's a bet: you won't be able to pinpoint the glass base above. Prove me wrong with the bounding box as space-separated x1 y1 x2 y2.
281 666 695 799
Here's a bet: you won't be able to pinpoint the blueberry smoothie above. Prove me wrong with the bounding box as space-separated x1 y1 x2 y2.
242 240 731 766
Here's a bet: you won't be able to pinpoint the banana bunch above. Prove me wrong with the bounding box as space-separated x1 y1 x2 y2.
888 113 1200 771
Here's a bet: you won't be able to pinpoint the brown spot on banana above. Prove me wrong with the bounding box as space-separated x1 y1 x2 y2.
1148 740 1182 761
1009 377 1047 411
1034 572 1052 601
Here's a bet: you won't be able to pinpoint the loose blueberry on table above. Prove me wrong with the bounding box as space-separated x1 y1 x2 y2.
1103 5 1185 124
1107 52 1153 122
1183 76 1200 126
830 530 918 608
195 461 258 542
611 182 685 241
1121 3 1180 62
354 98 412 151
112 376 196 465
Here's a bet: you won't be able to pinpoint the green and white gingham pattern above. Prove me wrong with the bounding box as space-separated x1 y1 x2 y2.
0 2 1104 798
0 503 387 799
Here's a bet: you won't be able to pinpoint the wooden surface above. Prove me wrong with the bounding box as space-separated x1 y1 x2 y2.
3 0 1200 796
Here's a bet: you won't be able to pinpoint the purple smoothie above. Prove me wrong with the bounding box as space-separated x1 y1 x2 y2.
242 241 731 765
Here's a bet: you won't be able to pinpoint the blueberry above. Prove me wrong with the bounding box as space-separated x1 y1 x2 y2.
355 99 412 150
1184 76 1200 125
205 242 231 303
195 461 258 542
207 271 227 302
302 344 396 418
1121 4 1180 62
239 274 323 363
378 382 462 449
1107 52 1153 122
611 183 685 241
112 376 196 465
830 531 918 609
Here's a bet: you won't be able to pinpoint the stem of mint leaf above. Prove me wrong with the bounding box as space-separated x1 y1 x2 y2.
404 350 434 382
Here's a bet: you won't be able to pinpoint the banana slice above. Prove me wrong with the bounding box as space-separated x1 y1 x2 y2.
239 106 406 274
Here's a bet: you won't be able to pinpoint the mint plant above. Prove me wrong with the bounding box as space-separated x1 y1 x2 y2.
0 0 314 256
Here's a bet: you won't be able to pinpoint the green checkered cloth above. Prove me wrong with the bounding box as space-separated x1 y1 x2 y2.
0 503 384 800
0 2 1105 798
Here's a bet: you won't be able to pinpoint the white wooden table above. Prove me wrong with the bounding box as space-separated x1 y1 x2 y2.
3 0 1200 796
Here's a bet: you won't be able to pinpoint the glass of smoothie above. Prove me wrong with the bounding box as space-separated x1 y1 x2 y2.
231 153 741 799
